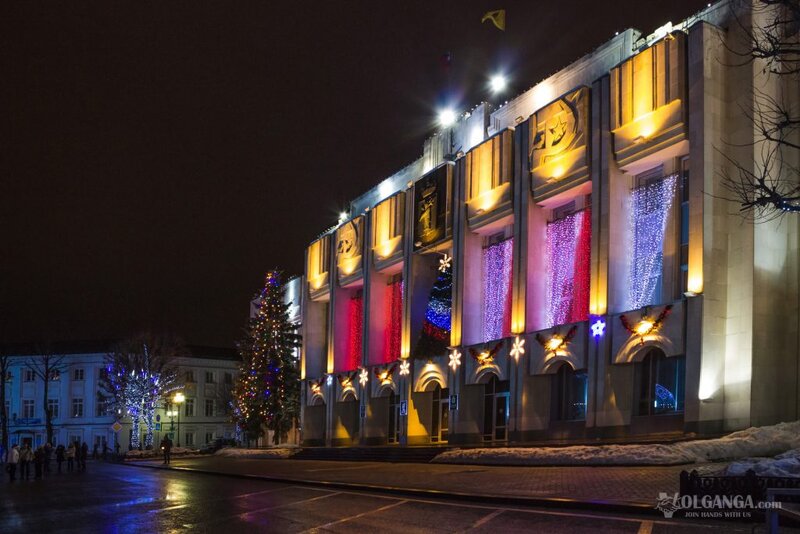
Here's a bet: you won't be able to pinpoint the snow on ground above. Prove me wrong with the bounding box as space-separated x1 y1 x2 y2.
214 446 298 459
723 448 800 478
433 420 800 467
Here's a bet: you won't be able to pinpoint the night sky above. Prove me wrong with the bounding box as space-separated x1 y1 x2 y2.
3 0 709 348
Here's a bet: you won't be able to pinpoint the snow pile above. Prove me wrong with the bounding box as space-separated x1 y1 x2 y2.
214 446 297 459
723 449 800 478
433 420 800 467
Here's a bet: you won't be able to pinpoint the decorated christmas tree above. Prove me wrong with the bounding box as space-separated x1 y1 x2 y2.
233 271 301 444
412 264 452 359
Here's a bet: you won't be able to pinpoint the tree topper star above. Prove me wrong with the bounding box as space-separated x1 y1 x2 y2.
439 253 452 272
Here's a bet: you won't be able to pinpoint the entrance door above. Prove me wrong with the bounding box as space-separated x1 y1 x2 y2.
431 385 450 443
483 376 510 442
388 393 400 444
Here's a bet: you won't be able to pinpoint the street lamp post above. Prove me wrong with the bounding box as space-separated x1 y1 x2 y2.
173 392 185 447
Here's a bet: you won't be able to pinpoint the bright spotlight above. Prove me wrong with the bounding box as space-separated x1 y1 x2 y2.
438 108 457 128
490 74 507 93
338 211 348 223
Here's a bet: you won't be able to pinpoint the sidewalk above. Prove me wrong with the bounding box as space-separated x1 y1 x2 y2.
127 455 713 513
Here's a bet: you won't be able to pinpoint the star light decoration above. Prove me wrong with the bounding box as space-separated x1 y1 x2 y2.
448 349 462 371
326 374 333 387
439 253 452 272
399 359 410 376
510 336 526 361
359 368 369 387
591 319 606 338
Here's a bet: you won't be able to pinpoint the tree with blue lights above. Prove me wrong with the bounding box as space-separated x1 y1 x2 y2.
412 264 452 359
101 334 182 450
233 271 301 445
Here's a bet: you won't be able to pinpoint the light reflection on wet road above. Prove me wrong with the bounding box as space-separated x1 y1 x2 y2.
0 462 764 533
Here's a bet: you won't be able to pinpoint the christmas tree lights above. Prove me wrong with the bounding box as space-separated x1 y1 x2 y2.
628 175 677 310
545 209 591 327
412 263 452 359
233 271 302 444
483 239 513 342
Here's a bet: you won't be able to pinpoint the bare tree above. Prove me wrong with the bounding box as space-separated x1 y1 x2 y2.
0 354 12 454
721 0 800 219
26 351 65 445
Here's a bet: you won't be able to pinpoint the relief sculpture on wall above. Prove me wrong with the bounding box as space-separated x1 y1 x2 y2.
529 86 590 201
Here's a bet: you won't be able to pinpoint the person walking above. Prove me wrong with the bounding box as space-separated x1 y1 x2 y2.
92 443 99 460
160 435 172 465
6 444 19 482
55 444 65 473
33 447 44 479
43 442 52 474
65 443 75 472
19 443 32 480
80 441 88 471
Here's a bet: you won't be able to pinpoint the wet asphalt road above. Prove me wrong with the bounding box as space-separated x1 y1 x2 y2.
0 461 780 533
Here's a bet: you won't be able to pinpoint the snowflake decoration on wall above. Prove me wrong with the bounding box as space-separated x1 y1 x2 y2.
591 319 606 338
510 336 526 361
326 374 333 387
399 359 410 376
448 349 462 371
439 253 452 272
358 368 369 387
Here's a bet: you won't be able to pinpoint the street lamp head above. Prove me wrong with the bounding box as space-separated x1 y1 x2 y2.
173 392 185 404
438 108 457 128
490 74 507 94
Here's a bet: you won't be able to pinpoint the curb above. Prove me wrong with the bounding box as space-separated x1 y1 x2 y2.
124 461 660 516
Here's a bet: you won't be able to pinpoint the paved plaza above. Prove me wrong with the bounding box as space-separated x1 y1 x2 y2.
0 461 768 533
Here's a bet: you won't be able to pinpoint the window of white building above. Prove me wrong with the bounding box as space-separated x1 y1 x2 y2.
47 398 59 419
23 399 35 418
72 398 84 418
185 432 194 446
23 369 35 382
184 399 194 417
205 371 214 384
73 368 84 381
205 399 214 417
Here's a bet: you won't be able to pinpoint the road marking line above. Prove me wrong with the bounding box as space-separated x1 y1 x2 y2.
637 520 654 534
300 499 408 533
467 509 504 530
305 464 377 472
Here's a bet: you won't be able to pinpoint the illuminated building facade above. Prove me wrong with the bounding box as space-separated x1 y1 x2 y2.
300 2 800 446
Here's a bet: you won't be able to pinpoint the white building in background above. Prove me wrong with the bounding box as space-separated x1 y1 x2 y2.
3 342 239 451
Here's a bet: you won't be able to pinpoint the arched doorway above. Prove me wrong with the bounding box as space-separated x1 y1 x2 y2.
482 375 509 442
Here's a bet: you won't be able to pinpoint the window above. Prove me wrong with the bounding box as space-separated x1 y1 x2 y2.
184 399 195 417
73 368 84 381
205 432 214 444
23 399 35 419
51 370 60 381
185 370 195 383
72 398 84 418
205 371 215 384
47 398 59 419
205 399 214 417
551 364 588 421
185 432 195 447
24 369 35 382
224 372 233 385
96 396 110 417
635 349 685 416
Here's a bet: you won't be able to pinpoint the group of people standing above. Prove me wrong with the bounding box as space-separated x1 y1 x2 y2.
4 441 90 481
